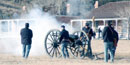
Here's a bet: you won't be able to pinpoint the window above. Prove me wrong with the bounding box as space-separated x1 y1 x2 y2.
0 21 8 32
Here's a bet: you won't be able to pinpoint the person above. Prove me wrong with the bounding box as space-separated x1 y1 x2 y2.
59 25 69 58
98 28 102 39
20 23 33 59
108 25 119 60
102 21 115 62
81 23 94 58
93 31 96 39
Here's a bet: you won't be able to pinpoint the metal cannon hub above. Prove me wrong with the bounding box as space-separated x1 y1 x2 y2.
53 41 59 48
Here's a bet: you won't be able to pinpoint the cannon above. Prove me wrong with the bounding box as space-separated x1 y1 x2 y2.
44 29 89 58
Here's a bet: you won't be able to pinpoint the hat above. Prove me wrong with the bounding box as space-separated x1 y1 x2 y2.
61 25 65 28
85 23 89 26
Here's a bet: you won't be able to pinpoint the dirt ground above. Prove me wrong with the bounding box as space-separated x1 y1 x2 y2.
0 40 130 65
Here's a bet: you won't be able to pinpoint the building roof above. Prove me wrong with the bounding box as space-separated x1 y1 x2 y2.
56 15 79 23
87 1 130 19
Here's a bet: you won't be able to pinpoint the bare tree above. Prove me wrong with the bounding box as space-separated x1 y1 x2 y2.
31 0 65 15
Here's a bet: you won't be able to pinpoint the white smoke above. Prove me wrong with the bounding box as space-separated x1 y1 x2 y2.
27 8 61 56
0 7 73 56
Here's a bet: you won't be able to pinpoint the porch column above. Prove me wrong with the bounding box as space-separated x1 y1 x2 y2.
7 21 10 32
115 19 118 31
92 16 95 31
103 20 106 26
70 20 73 31
127 17 130 40
0 20 2 34
81 21 83 30
92 21 95 31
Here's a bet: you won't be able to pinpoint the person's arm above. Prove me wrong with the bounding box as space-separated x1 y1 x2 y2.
115 30 119 42
20 29 23 36
90 28 93 36
80 27 84 40
31 30 33 38
117 32 119 42
102 27 107 39
59 32 63 43
67 31 69 39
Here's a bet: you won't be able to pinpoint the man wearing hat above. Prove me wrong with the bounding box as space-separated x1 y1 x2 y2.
59 25 70 58
20 23 33 59
81 23 94 58
102 21 115 62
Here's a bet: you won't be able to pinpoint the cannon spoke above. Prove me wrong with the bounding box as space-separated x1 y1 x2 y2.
47 43 53 44
47 38 53 42
71 47 78 57
78 32 81 37
49 47 54 54
71 47 78 55
47 45 53 49
52 48 55 57
76 51 78 57
49 33 54 41
75 49 79 57
55 48 58 57
53 31 59 41
57 47 61 55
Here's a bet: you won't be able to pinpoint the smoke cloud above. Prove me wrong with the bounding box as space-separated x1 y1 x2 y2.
0 6 73 56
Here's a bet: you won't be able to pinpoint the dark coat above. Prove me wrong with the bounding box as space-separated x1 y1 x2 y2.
59 29 69 43
102 26 115 42
20 28 33 45
98 28 102 33
82 27 93 40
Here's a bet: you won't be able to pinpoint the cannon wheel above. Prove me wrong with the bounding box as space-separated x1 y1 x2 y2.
44 29 62 58
70 30 89 59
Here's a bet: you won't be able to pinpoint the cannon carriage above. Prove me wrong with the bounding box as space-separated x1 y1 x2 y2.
44 29 90 58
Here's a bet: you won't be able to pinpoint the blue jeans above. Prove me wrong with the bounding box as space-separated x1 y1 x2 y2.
22 44 31 58
112 46 117 57
104 42 114 62
98 33 101 39
86 40 92 57
61 42 69 58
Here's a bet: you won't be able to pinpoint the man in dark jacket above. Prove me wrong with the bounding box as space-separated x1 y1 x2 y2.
59 25 69 58
81 23 93 58
108 26 119 60
102 21 115 62
20 23 33 59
